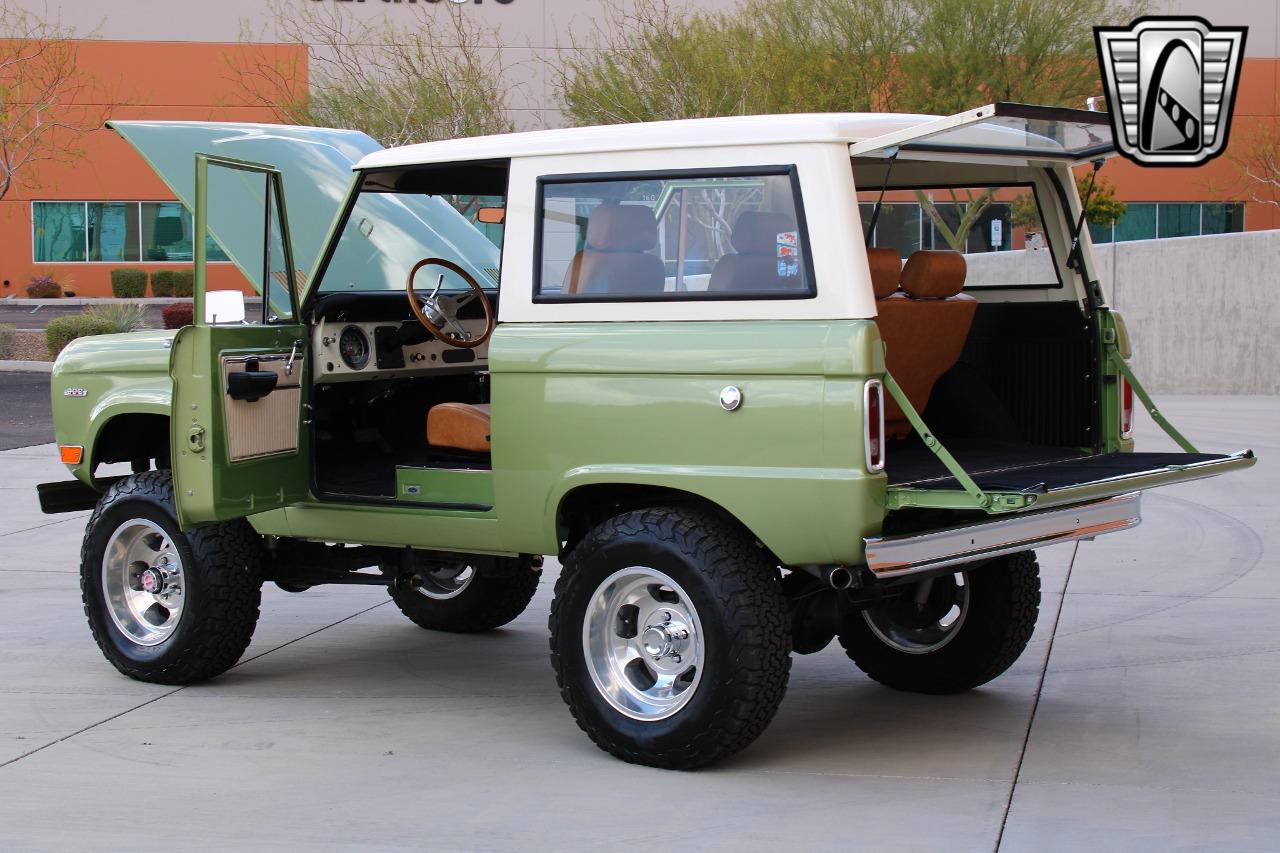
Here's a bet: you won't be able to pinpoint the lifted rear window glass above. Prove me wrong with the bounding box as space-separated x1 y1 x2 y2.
857 183 1062 290
534 168 815 302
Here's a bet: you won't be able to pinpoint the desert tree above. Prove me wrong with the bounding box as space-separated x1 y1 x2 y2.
556 0 1147 125
229 0 515 146
0 2 105 202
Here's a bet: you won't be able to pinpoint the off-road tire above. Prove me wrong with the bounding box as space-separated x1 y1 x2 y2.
550 508 792 769
838 551 1040 694
80 470 263 685
388 557 541 633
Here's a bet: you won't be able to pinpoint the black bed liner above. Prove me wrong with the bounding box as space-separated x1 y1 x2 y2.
888 439 1232 492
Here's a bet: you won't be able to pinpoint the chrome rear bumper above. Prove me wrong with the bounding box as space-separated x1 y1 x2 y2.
864 492 1142 579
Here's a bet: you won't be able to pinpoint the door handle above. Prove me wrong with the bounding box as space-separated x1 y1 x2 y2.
227 369 279 403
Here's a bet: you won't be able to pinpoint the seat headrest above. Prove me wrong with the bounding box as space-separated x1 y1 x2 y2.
900 250 967 299
866 247 902 300
730 211 797 255
586 204 659 252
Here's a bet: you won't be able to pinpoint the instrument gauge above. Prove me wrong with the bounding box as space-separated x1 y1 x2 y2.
338 325 371 371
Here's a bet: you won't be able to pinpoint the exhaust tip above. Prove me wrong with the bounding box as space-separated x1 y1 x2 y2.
827 566 854 590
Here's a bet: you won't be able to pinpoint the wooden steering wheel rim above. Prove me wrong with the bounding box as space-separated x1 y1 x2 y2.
406 257 495 350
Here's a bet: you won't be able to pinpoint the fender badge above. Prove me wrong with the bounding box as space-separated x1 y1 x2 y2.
63 388 88 398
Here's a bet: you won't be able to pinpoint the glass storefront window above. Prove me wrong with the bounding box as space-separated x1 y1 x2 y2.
87 202 140 262
141 202 229 262
1157 203 1200 239
1088 221 1113 244
32 202 87 262
1114 203 1156 242
1202 203 1245 235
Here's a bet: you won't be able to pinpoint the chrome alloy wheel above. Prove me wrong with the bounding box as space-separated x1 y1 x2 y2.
101 519 185 647
415 564 477 600
863 572 970 655
583 567 705 721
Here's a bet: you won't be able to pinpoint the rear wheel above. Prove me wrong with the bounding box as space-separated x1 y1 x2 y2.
550 508 791 769
80 471 263 685
838 551 1041 694
388 556 540 633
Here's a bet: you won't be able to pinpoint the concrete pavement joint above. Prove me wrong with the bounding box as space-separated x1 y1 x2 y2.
0 599 390 772
993 541 1079 853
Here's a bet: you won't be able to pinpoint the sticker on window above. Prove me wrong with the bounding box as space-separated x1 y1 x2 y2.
777 231 800 276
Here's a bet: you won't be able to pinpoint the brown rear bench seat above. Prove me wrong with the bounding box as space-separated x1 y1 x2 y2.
873 250 976 439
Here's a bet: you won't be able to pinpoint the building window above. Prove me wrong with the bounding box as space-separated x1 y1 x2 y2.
1095 201 1246 243
88 202 140 262
32 201 230 264
32 202 87 263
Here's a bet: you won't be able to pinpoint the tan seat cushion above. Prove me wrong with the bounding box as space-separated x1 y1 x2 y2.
875 250 975 439
563 204 665 295
427 402 492 453
866 247 902 300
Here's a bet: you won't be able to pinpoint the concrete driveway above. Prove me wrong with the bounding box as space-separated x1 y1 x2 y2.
0 397 1276 851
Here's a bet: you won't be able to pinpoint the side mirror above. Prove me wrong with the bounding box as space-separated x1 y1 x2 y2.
205 290 246 325
476 207 505 225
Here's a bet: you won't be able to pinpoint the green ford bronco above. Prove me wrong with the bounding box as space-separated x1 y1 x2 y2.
40 104 1255 768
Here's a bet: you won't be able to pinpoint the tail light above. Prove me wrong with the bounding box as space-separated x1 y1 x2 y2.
1120 375 1134 439
864 379 885 473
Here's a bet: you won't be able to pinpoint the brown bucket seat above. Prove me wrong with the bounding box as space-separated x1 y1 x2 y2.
426 402 492 454
874 250 976 439
562 204 666 295
709 211 804 292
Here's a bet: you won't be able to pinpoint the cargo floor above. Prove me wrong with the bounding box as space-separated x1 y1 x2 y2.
887 439 1229 492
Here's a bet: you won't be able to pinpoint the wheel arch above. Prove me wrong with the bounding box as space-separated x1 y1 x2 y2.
554 481 774 561
89 409 172 483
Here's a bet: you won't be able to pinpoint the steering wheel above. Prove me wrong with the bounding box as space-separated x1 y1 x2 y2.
406 258 495 349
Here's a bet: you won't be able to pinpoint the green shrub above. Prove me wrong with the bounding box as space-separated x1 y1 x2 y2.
151 270 177 297
110 268 148 298
173 270 195 298
26 275 62 298
0 324 15 359
45 315 119 359
84 302 149 334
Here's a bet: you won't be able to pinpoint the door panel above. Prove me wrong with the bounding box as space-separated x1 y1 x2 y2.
220 353 304 462
170 156 310 528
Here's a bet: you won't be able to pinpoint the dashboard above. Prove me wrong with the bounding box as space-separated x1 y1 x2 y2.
310 291 491 384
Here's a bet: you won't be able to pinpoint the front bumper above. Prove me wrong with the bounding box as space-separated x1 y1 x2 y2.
864 492 1142 578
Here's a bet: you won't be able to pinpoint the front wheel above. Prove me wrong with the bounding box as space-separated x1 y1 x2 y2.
80 471 263 685
837 551 1041 694
550 508 791 769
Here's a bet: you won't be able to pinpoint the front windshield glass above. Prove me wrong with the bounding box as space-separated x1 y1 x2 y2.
318 190 503 293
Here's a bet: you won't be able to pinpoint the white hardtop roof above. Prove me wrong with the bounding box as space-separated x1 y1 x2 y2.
355 112 940 170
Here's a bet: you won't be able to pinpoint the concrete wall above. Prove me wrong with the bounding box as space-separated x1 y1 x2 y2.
1096 230 1280 395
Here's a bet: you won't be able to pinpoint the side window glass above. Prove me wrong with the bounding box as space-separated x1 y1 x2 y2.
536 170 812 301
200 161 297 324
264 178 296 323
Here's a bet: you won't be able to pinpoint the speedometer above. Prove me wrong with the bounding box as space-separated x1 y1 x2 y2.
338 326 370 371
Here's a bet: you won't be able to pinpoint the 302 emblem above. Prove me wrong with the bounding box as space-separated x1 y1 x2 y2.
63 388 88 398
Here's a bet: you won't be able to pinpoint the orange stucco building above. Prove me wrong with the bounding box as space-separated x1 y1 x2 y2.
0 41 305 299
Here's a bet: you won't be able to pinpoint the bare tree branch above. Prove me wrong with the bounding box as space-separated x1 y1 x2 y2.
0 2 107 202
226 0 515 147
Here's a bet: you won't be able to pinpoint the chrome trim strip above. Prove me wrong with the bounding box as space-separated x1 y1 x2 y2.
865 492 1142 578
